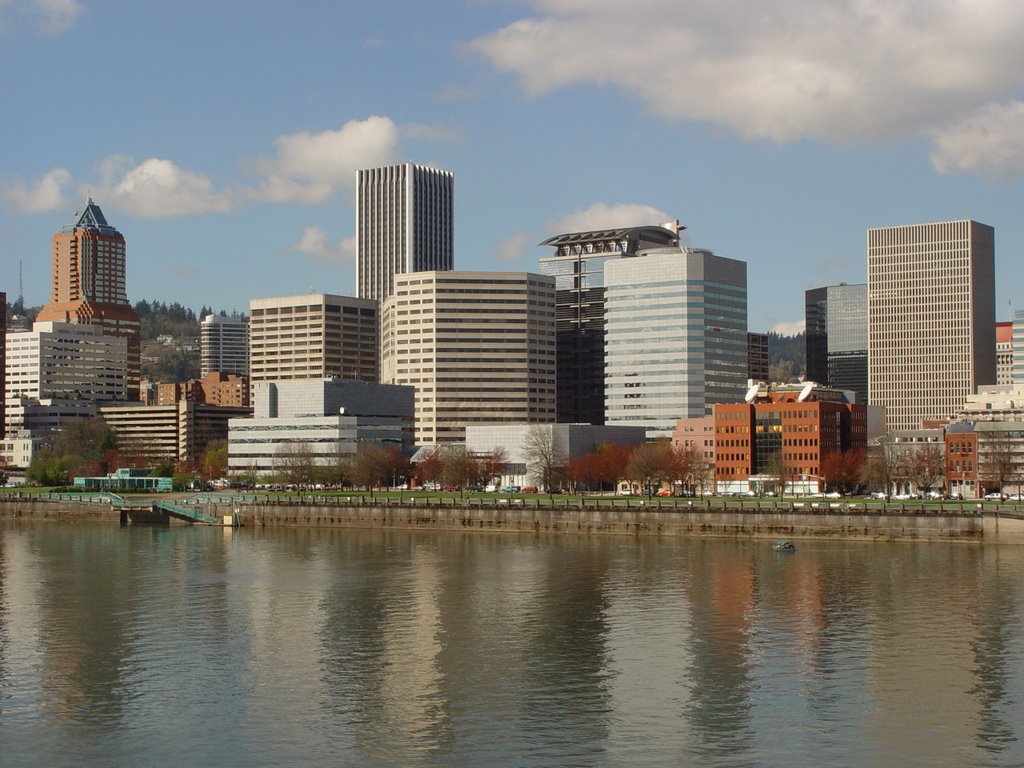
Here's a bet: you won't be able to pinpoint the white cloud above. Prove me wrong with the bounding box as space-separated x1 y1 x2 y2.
549 202 674 234
252 115 400 204
493 233 531 262
0 167 72 213
931 101 1024 180
291 227 357 264
92 156 232 218
34 0 81 33
471 1 1024 145
771 319 805 336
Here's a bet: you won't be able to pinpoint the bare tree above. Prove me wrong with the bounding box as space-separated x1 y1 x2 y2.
416 447 444 489
904 443 945 495
441 445 479 490
275 440 316 488
980 439 1017 496
670 442 711 496
627 440 672 497
479 447 508 490
351 443 389 493
522 425 567 493
861 442 906 499
761 449 788 499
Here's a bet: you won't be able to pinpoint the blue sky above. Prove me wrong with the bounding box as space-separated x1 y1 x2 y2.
3 0 1024 334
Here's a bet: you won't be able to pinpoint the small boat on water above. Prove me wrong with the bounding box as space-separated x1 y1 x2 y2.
773 540 796 552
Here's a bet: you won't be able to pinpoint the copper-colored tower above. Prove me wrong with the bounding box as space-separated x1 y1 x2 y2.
36 198 141 399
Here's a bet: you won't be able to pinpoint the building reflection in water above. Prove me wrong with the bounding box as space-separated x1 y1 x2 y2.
1 522 1024 767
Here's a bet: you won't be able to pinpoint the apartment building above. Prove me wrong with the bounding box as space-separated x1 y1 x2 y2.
200 313 249 377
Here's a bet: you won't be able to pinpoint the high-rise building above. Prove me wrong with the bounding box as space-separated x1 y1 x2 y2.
36 199 141 400
538 223 682 424
996 321 1013 386
747 332 769 384
604 248 748 438
1012 309 1024 385
805 283 868 404
1 291 5 437
248 293 378 386
4 321 128 434
381 271 556 444
356 163 454 304
200 314 249 377
868 220 995 431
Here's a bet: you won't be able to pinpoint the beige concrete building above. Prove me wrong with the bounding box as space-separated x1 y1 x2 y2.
248 293 378 386
381 271 557 444
100 401 251 464
868 220 995 432
4 321 128 434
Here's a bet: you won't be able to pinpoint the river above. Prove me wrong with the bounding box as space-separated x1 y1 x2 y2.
1 521 1023 767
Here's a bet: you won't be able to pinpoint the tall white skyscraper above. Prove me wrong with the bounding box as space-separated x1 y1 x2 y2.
200 314 249 377
604 248 748 438
867 219 996 432
356 162 454 305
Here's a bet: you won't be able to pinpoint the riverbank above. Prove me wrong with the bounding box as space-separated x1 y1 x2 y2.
5 496 1024 542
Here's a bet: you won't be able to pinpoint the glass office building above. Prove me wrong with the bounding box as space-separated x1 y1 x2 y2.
805 283 868 404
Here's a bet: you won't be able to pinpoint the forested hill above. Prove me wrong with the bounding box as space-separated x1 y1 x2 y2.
134 300 246 341
768 331 805 383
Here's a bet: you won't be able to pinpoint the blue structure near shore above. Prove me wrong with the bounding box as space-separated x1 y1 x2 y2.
73 467 173 492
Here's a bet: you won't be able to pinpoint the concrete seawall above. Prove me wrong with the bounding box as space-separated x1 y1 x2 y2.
5 497 1024 543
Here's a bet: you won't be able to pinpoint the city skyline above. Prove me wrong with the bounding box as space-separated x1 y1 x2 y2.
4 2 1024 334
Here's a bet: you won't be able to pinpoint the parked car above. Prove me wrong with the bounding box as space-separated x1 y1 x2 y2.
484 484 498 493
656 489 673 497
502 485 520 493
824 491 842 499
984 492 1004 500
520 486 538 493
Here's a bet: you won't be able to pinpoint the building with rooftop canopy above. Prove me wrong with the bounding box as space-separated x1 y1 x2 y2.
538 221 683 425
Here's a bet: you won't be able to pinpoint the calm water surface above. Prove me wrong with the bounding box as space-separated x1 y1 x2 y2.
1 521 1023 767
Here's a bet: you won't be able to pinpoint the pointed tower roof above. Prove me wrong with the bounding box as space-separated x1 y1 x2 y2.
59 197 120 237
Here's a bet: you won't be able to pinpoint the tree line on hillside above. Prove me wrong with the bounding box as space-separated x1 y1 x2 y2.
767 331 805 383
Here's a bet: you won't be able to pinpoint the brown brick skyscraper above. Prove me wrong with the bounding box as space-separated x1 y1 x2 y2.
36 198 141 400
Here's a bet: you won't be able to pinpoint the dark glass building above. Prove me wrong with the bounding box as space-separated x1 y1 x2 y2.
805 283 868 405
538 223 682 425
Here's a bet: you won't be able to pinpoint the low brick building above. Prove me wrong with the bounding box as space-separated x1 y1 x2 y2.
714 382 867 495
